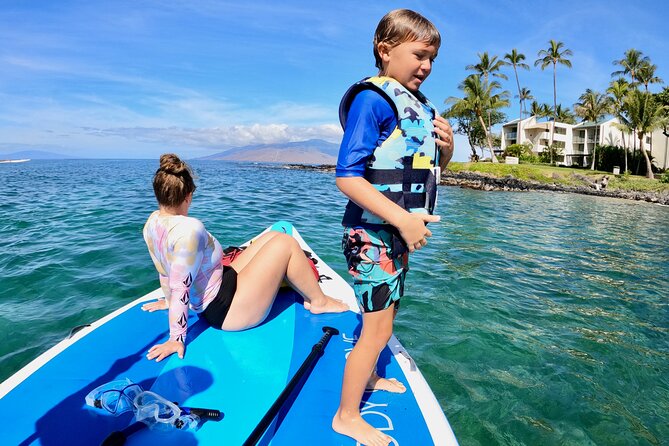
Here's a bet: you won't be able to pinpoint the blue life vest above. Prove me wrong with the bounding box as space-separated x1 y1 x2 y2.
339 76 439 226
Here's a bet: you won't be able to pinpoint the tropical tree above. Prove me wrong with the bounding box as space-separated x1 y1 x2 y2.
555 104 576 124
466 52 509 84
443 106 505 161
467 52 509 134
607 78 631 172
539 144 564 164
574 89 610 122
446 75 509 162
656 87 669 137
611 51 650 168
612 49 650 84
529 101 551 119
622 90 669 179
518 88 534 116
535 40 573 162
636 62 663 92
504 49 530 122
442 107 479 160
574 89 611 169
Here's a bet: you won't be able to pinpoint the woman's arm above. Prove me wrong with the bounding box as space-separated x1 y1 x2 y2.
146 222 206 362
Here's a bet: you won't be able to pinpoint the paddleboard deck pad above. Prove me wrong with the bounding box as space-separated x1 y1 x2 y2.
0 221 458 445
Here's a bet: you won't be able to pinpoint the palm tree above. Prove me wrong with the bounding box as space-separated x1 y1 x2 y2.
518 88 534 116
657 87 669 138
574 89 611 170
612 49 652 166
529 101 551 120
612 49 650 84
504 49 530 122
607 78 631 172
447 75 509 163
574 89 610 122
467 52 509 135
621 90 668 179
636 62 663 92
466 52 509 84
555 104 576 124
535 40 573 163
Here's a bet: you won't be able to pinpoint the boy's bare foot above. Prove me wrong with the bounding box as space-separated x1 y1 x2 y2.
304 295 348 314
332 411 392 446
366 374 406 393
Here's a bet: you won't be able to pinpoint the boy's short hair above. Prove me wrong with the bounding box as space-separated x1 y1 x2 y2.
373 9 441 70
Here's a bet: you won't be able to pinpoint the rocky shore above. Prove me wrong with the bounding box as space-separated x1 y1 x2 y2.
283 164 669 205
283 163 336 172
442 171 669 205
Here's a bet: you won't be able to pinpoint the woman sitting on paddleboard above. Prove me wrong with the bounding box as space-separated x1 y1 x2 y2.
142 153 348 362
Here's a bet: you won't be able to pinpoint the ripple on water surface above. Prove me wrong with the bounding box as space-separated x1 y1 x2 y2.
1 161 668 445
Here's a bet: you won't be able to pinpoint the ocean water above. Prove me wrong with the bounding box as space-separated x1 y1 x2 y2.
1 160 667 446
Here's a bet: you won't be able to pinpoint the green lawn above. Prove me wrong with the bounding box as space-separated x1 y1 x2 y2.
447 162 669 193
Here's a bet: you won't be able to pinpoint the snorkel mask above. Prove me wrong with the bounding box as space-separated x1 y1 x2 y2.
85 378 143 415
134 390 199 430
85 379 199 430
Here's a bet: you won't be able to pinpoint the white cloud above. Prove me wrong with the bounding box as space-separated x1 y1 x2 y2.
84 123 342 149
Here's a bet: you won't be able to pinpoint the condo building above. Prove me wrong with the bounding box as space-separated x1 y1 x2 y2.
500 116 668 170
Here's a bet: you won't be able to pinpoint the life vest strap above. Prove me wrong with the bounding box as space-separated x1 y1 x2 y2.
380 191 428 210
366 167 433 186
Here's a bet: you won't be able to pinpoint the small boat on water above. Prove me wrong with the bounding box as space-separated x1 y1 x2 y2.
0 158 30 163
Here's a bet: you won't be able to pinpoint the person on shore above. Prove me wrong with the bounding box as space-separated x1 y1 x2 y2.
332 9 454 446
141 154 348 362
595 175 609 191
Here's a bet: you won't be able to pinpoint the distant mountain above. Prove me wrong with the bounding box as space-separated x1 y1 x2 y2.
0 150 74 160
198 139 339 164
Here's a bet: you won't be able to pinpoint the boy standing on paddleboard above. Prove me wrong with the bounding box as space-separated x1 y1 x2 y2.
332 9 454 446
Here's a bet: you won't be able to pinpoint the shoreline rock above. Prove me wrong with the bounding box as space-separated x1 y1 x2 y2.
279 164 669 206
442 171 669 206
283 163 336 172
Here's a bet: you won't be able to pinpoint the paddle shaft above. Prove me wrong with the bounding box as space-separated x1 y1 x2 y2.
242 326 339 446
100 421 145 446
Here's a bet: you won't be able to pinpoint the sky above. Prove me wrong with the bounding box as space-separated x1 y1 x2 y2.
1 0 667 160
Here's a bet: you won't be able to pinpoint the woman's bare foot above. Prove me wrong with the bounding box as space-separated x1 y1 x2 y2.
304 295 348 314
366 374 406 393
332 411 392 446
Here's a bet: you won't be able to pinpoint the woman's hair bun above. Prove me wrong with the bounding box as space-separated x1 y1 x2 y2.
159 153 187 175
153 153 196 207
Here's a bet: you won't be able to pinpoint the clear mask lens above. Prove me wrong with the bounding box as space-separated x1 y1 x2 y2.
100 383 144 414
134 391 180 428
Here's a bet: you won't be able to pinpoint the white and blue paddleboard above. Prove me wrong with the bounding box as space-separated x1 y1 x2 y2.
0 222 458 445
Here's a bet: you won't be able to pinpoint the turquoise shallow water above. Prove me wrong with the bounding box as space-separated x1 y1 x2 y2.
1 160 667 445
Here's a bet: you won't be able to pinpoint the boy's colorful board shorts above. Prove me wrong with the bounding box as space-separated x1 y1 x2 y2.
342 226 409 313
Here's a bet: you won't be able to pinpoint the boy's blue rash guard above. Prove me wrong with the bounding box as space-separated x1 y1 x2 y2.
336 89 397 178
